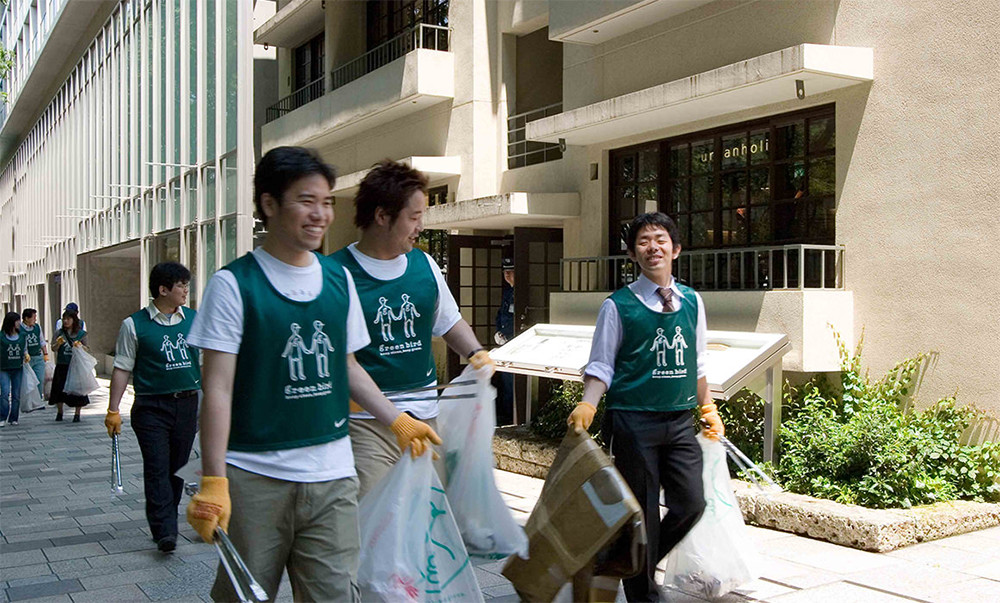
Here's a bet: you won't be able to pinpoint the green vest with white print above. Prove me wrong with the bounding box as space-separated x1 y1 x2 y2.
1 332 25 370
21 324 43 356
56 329 87 365
224 252 349 452
605 284 700 412
329 247 438 392
130 307 201 396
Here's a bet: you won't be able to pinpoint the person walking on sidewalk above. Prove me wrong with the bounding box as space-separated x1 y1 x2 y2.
568 212 725 602
1 312 29 427
20 308 49 401
184 147 441 602
329 159 495 498
49 309 90 422
105 262 200 553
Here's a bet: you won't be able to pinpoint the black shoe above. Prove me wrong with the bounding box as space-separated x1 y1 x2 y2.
55 413 63 421
72 415 80 423
157 536 177 553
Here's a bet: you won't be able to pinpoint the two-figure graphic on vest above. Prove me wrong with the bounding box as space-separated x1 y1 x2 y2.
281 320 335 381
650 326 689 367
373 293 421 342
160 333 192 367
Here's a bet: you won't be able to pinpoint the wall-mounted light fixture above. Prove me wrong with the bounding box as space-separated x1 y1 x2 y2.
795 79 805 100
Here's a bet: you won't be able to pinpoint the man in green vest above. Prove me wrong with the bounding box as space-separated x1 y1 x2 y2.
184 147 440 602
329 160 495 498
105 262 200 553
20 308 49 400
568 212 725 602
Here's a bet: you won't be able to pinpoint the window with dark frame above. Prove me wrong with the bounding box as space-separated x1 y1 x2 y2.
427 185 448 207
366 0 449 50
293 32 325 91
609 105 836 289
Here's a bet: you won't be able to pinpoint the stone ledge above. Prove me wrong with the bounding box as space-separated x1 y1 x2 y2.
492 428 1000 552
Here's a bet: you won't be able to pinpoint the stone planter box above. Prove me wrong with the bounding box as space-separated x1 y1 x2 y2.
492 427 1000 552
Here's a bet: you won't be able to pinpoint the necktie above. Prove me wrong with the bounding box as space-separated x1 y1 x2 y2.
658 287 674 312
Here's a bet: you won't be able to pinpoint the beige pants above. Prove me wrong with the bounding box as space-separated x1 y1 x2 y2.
350 417 443 500
210 465 360 602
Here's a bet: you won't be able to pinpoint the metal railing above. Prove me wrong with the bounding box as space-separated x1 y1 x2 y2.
264 76 325 124
330 23 451 92
561 244 845 292
507 102 562 169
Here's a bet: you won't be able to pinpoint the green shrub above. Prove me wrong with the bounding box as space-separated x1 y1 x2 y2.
530 381 605 443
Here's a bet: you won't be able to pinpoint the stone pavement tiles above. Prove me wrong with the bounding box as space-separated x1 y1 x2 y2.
2 380 999 602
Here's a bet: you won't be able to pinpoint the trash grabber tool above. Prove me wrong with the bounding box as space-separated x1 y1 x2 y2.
111 434 124 495
719 436 780 491
383 378 479 397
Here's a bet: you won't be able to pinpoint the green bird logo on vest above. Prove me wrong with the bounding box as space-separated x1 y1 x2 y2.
374 293 424 357
160 333 194 371
6 343 21 360
281 320 336 384
25 331 38 348
650 326 690 379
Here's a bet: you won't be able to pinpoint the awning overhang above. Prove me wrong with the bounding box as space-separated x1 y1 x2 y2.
254 0 325 48
424 192 580 230
333 156 461 196
527 44 873 146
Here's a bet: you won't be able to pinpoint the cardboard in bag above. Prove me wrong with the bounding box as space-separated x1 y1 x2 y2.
502 429 644 602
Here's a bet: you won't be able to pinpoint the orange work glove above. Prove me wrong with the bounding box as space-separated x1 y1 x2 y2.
186 476 231 543
567 402 597 434
104 410 122 437
700 402 725 441
24 353 30 364
389 413 443 459
468 349 496 377
43 354 50 362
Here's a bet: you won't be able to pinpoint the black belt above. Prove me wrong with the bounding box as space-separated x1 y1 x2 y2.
138 389 199 400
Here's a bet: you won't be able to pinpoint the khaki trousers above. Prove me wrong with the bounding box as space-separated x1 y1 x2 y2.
210 465 360 602
350 417 442 500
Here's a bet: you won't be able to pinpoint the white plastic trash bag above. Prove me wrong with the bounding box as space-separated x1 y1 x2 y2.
44 360 55 400
63 347 100 397
20 364 44 412
662 434 759 599
438 367 528 559
358 452 483 603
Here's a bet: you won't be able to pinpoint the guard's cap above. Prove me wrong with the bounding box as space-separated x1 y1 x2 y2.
65 302 79 312
502 257 514 270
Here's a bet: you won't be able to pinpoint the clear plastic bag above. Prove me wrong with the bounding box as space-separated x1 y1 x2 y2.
358 452 483 603
662 434 759 599
20 364 44 412
44 360 55 400
438 368 528 559
63 347 100 396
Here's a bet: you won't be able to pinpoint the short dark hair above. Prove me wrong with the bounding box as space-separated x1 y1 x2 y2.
626 212 681 253
354 160 429 230
21 308 37 320
2 312 20 335
149 262 191 298
61 310 81 335
254 147 337 227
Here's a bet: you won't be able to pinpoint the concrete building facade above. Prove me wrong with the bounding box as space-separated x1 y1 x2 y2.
0 0 263 359
258 0 999 420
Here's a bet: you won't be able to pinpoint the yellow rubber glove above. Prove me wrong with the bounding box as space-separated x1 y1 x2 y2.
390 413 443 458
186 476 231 543
700 402 725 441
54 336 65 350
24 353 30 364
73 341 82 348
44 354 50 362
567 402 597 434
468 349 496 377
104 410 121 437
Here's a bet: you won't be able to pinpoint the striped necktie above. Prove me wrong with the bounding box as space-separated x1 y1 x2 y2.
657 287 674 312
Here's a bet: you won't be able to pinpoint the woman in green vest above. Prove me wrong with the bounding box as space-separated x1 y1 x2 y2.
1 311 29 427
49 309 90 422
21 308 49 400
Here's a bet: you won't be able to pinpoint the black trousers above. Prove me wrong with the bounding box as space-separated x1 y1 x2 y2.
130 392 199 541
604 409 705 602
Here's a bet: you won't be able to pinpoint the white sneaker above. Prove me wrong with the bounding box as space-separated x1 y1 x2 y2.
9 421 17 425
0 420 5 427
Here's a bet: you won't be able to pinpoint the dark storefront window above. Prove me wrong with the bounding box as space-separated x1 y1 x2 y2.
610 105 836 253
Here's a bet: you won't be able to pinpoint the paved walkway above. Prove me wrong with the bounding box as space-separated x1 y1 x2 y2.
2 378 999 602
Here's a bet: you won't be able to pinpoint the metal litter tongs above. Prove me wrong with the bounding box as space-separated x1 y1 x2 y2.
383 377 480 403
701 420 780 491
183 483 268 603
110 434 124 495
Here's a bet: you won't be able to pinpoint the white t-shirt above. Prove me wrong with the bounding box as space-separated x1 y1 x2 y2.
343 243 462 420
187 247 369 483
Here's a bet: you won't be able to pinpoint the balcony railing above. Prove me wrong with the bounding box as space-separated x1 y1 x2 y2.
265 76 324 124
330 23 451 93
507 103 562 169
561 244 845 292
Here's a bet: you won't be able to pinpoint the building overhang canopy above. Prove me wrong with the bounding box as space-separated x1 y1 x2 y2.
254 0 325 48
425 193 580 230
333 156 461 196
527 44 873 146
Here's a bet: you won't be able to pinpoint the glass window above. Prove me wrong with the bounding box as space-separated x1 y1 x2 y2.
203 221 217 276
225 0 237 152
188 0 198 165
223 153 237 214
205 0 216 159
222 216 237 264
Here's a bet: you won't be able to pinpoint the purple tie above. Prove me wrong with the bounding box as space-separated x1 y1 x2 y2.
658 287 674 312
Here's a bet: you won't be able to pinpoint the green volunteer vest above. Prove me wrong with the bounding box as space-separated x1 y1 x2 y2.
225 252 350 452
329 247 438 392
55 329 87 365
21 324 43 356
605 284 700 412
1 332 25 370
130 307 201 395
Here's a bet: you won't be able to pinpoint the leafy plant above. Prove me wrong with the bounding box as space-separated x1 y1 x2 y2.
530 380 605 443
